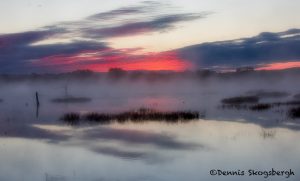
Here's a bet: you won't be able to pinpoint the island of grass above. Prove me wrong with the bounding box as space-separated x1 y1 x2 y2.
61 108 204 125
246 90 290 98
288 106 300 119
221 96 259 105
249 103 272 111
294 93 300 100
51 96 91 103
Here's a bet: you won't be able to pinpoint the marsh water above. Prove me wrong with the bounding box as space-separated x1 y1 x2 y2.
0 77 300 181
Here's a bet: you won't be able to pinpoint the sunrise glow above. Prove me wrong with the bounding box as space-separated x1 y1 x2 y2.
256 61 300 71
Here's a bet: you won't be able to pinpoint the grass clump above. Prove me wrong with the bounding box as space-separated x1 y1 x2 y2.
249 104 272 111
288 106 300 119
84 113 112 124
61 113 80 125
246 90 289 98
221 96 259 104
294 93 300 100
61 108 203 125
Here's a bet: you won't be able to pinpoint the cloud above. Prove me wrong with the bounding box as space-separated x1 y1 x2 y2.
2 1 299 73
0 1 207 73
178 29 300 69
0 30 57 47
48 1 206 39
0 39 108 73
86 1 162 20
85 13 205 38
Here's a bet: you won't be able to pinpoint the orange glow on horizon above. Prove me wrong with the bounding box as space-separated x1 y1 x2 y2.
81 53 191 72
256 61 300 71
33 50 192 72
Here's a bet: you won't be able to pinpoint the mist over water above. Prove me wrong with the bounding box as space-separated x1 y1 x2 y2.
0 70 300 181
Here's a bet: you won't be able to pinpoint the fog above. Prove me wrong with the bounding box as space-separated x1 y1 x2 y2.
1 70 300 181
1 70 300 128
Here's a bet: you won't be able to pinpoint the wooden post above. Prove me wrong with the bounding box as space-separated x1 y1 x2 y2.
35 91 40 118
35 91 40 107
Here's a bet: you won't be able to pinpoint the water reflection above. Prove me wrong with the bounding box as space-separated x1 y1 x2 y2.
0 81 300 180
1 121 300 181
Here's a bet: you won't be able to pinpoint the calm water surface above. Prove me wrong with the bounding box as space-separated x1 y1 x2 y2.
0 81 300 181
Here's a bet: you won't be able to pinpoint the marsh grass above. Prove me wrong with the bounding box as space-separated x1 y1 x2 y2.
271 100 300 106
260 129 276 139
219 104 249 110
288 106 300 119
220 95 300 112
219 103 272 111
61 108 203 125
294 93 300 100
61 113 80 125
221 96 259 104
249 104 272 111
246 90 290 98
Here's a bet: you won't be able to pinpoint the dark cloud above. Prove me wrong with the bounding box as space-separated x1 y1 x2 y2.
86 13 205 38
0 30 56 47
0 38 108 73
50 1 206 39
178 29 300 69
86 1 161 20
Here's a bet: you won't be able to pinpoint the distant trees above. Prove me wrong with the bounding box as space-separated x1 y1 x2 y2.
236 66 254 73
196 69 215 78
108 68 127 79
69 69 94 77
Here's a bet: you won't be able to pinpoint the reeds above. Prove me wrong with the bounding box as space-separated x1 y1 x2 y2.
288 106 300 119
246 90 289 98
294 93 300 100
221 96 259 104
219 103 272 111
61 108 204 125
249 104 272 111
220 95 300 112
61 113 80 125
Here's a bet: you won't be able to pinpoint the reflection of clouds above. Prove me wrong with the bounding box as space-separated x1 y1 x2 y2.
89 145 172 164
82 127 201 150
0 124 68 142
68 126 206 163
74 126 207 164
91 146 146 159
0 123 206 164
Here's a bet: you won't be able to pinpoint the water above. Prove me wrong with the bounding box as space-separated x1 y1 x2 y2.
0 79 300 181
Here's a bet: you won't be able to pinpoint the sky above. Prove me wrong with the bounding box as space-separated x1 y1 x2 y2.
0 0 300 73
